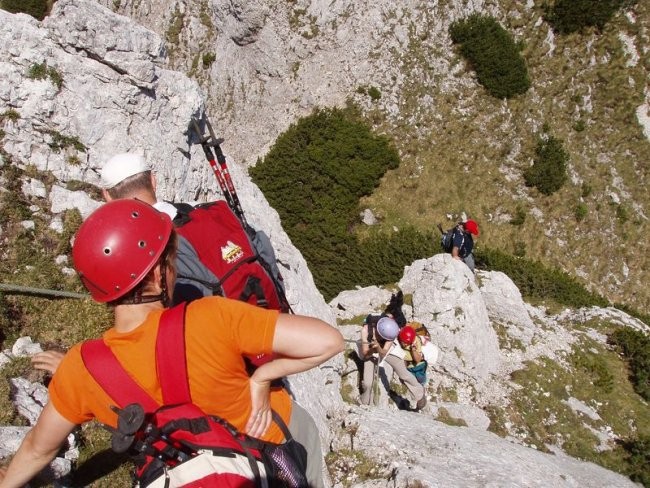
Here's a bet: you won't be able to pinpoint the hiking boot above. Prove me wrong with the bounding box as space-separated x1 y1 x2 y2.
415 395 427 411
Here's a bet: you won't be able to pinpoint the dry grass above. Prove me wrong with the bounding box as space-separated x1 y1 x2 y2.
357 0 650 312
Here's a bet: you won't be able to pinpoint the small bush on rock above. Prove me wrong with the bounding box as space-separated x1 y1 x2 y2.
544 0 638 34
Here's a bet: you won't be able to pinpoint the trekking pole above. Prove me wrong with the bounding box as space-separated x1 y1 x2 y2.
190 118 237 212
191 117 250 230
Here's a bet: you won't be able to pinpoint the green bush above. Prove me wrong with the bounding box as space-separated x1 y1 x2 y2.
609 327 650 401
575 203 588 222
449 14 530 99
367 86 381 101
621 435 650 486
0 0 49 20
26 62 64 90
251 106 435 299
544 0 638 34
475 247 608 308
202 52 216 69
524 136 569 195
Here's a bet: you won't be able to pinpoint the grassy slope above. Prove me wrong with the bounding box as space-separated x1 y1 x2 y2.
359 0 650 313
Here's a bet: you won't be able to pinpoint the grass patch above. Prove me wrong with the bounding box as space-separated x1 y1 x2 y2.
506 336 650 482
435 406 468 427
326 448 389 487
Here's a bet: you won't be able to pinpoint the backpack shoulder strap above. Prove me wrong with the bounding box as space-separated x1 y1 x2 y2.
81 339 159 412
155 302 191 405
167 201 195 227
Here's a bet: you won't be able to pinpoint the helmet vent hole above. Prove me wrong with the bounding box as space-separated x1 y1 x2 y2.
103 247 111 255
132 211 140 218
138 240 146 248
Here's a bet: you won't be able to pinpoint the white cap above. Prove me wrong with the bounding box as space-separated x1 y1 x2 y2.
100 153 150 189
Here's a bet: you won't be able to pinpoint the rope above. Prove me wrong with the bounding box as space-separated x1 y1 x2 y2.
0 283 89 299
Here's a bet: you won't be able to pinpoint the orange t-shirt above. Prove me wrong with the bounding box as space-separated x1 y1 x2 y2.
48 296 290 443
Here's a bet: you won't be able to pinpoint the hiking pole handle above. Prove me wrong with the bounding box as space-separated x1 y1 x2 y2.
204 118 250 229
191 117 238 211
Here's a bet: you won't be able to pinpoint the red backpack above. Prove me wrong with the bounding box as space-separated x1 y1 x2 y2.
172 200 290 313
81 303 308 487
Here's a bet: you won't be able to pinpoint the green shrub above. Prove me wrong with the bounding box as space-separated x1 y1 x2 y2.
367 86 381 101
0 0 48 20
544 0 638 34
573 119 586 132
1 109 19 122
45 130 86 153
609 327 650 401
449 14 530 99
621 435 650 486
575 203 588 221
475 247 608 308
202 52 216 69
524 136 569 195
251 106 435 299
26 62 64 90
510 206 526 226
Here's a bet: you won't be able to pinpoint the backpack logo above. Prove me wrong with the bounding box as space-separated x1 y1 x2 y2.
221 240 244 264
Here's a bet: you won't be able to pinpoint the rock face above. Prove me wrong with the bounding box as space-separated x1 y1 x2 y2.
1 0 339 480
0 2 648 487
400 255 501 384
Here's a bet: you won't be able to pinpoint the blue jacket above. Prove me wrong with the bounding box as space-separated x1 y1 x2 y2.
452 227 474 258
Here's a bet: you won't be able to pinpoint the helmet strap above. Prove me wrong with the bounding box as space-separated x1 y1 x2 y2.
118 262 169 306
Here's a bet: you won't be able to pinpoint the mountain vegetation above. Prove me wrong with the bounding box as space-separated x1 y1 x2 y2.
449 13 530 99
251 106 436 299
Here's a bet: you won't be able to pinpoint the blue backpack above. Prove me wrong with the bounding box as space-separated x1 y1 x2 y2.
439 223 462 253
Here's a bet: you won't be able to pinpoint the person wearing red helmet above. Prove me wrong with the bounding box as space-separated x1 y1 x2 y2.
0 200 343 488
358 315 426 410
398 326 428 387
452 219 479 273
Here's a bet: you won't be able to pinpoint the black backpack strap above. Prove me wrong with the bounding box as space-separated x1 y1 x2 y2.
167 201 195 227
240 276 269 308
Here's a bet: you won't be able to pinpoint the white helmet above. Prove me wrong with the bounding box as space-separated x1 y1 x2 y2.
376 317 399 341
100 153 150 189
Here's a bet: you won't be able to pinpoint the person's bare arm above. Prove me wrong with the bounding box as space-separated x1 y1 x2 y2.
246 314 343 437
31 351 65 375
451 245 461 259
0 402 76 487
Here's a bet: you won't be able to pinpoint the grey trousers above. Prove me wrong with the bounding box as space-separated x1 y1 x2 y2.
289 400 325 488
463 253 475 273
380 354 425 403
360 356 378 405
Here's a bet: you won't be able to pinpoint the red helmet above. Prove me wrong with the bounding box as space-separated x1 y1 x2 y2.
72 199 173 302
398 325 416 345
464 219 479 236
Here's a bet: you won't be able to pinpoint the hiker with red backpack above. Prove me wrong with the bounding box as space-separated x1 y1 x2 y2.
0 199 343 488
33 138 288 372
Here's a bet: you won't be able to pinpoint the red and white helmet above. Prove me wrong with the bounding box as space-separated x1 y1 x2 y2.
72 199 173 302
